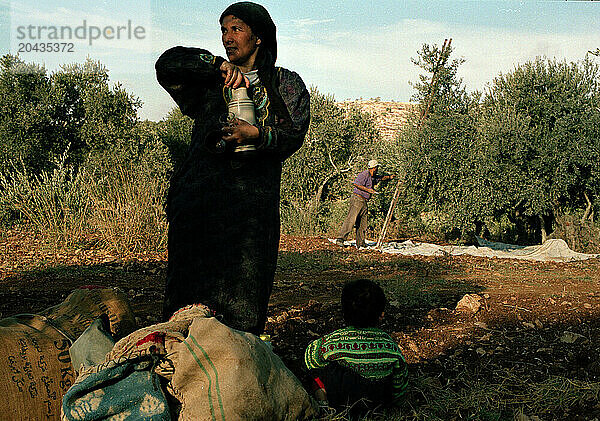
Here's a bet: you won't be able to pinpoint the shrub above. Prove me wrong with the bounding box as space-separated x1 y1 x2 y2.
84 161 168 254
0 149 89 245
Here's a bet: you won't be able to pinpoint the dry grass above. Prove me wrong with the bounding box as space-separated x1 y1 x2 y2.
0 157 168 254
85 162 168 254
0 155 89 246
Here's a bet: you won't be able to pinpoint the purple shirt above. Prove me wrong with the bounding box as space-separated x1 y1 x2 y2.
352 170 382 200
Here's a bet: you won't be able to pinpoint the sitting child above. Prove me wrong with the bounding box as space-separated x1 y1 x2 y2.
304 279 408 415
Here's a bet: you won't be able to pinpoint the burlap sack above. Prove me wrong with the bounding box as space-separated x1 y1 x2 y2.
40 286 137 341
60 304 212 420
0 287 137 420
170 317 318 421
0 314 73 420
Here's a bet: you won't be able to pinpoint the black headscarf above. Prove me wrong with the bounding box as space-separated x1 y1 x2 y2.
220 2 291 129
220 2 277 64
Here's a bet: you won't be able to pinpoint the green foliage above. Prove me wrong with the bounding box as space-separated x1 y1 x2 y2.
3 52 599 250
156 107 193 173
0 55 54 173
398 43 481 240
399 46 600 246
410 42 471 114
0 55 141 174
281 87 381 234
479 58 600 235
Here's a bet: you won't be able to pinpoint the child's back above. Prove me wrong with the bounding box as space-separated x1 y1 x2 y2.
304 279 408 414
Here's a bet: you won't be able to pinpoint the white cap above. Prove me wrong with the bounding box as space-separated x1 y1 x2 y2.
367 159 379 169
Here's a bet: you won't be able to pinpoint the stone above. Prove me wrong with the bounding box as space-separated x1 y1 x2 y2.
560 331 586 344
407 340 419 353
455 294 482 313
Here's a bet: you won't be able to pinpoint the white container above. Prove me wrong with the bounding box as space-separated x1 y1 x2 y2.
228 87 257 154
229 87 257 125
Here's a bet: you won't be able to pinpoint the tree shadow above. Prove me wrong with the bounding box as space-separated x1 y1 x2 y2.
274 249 485 332
398 309 600 420
0 259 167 321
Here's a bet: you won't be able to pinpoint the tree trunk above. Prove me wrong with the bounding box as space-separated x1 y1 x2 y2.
582 192 593 223
539 215 547 244
311 172 337 211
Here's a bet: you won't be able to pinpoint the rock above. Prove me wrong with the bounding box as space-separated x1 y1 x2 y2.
479 333 491 342
475 347 486 356
534 319 543 329
474 321 488 329
584 303 593 309
483 293 490 299
455 294 482 313
522 322 535 329
560 331 586 344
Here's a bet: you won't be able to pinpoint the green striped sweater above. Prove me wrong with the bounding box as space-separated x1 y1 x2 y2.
304 326 408 402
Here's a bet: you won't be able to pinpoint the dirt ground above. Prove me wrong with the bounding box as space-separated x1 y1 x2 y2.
2 228 600 420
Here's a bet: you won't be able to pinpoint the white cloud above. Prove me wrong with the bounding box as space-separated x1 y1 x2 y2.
292 18 334 27
277 17 600 102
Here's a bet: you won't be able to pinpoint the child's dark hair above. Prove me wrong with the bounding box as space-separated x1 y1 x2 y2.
342 279 387 327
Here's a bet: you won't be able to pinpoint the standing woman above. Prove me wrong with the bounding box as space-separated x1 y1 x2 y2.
156 2 310 333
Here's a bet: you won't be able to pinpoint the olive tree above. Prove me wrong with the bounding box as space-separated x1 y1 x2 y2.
398 43 482 240
281 87 379 233
0 55 141 173
479 57 600 242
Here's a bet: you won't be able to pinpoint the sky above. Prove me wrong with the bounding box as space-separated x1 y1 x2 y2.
1 0 599 121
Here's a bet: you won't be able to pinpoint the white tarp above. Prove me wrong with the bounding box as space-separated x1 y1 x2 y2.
329 238 598 262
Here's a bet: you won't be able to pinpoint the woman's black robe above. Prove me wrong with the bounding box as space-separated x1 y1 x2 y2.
155 46 309 334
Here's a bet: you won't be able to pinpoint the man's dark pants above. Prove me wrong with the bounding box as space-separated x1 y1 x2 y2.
337 194 368 248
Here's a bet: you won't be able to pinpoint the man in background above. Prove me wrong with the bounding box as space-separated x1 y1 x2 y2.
335 160 393 249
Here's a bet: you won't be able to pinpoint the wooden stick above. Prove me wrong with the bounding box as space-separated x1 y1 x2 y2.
376 179 402 247
418 38 452 128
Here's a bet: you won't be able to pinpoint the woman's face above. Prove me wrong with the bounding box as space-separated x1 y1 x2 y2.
221 15 261 69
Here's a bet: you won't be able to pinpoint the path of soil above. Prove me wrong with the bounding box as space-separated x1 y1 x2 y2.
2 229 600 419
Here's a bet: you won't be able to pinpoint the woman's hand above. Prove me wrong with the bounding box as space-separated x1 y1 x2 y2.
221 118 259 145
219 61 250 88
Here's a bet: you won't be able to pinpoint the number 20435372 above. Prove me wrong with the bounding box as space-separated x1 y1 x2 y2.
18 43 74 53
